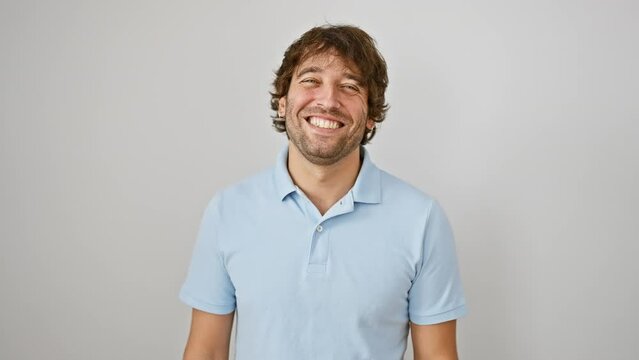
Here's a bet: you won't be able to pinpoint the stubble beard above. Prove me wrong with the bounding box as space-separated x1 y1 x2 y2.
285 102 367 166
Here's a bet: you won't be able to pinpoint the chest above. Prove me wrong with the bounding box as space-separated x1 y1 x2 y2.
218 203 423 320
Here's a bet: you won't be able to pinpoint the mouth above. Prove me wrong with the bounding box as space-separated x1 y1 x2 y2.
304 116 345 130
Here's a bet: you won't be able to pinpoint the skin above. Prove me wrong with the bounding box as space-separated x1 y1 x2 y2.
411 320 459 360
183 50 459 359
183 309 234 360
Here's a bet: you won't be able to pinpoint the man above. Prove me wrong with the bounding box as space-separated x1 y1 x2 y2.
180 25 467 360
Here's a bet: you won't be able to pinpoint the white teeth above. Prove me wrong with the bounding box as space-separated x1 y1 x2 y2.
308 117 341 129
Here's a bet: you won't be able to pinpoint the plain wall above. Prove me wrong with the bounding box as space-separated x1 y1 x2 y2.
1 0 638 359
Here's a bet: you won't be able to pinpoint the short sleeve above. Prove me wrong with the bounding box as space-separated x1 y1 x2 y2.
179 195 236 314
408 201 467 325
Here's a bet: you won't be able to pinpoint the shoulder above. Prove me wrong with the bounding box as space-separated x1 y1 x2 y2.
378 169 440 215
205 166 277 214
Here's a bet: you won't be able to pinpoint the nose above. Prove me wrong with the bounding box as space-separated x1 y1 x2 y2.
315 84 341 109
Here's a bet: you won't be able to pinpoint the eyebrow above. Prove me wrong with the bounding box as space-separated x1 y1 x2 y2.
296 66 364 85
296 66 322 78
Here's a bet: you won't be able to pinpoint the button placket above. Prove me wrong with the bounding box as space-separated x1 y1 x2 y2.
308 222 329 273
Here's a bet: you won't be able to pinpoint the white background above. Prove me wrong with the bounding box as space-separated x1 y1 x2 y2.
1 0 638 359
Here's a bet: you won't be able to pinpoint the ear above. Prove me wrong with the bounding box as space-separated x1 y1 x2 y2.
366 119 375 130
278 96 287 117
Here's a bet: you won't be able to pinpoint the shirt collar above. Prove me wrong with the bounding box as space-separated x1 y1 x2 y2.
351 146 382 204
273 145 382 204
274 145 297 201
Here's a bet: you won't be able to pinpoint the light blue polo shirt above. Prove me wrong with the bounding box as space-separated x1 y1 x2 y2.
180 146 467 359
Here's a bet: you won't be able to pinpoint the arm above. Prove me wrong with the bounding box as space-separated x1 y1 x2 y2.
411 320 458 360
183 308 235 360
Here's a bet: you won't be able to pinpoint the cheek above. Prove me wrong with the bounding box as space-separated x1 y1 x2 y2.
350 96 369 113
289 95 315 114
351 101 370 123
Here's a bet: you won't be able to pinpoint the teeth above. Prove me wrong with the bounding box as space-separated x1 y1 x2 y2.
308 117 341 129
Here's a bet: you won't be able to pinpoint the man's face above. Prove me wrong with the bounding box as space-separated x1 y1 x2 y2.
278 51 374 166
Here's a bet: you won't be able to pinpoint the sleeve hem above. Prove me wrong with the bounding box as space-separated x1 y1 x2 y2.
409 304 467 325
179 291 235 315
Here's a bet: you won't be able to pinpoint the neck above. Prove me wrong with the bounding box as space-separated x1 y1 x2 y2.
287 143 362 215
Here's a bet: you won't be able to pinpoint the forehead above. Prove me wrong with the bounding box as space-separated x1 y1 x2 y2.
294 51 362 77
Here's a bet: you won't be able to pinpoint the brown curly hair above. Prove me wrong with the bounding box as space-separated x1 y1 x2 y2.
270 25 389 145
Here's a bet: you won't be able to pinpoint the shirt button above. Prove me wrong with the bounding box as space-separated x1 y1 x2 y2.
316 225 323 232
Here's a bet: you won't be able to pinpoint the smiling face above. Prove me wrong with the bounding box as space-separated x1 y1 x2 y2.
278 51 375 166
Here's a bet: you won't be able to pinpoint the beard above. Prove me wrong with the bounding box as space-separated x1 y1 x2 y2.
284 104 367 166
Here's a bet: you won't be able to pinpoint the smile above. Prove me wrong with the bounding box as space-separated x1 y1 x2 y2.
306 116 344 129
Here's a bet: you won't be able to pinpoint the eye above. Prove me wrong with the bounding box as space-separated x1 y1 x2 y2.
341 83 361 94
300 78 319 85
